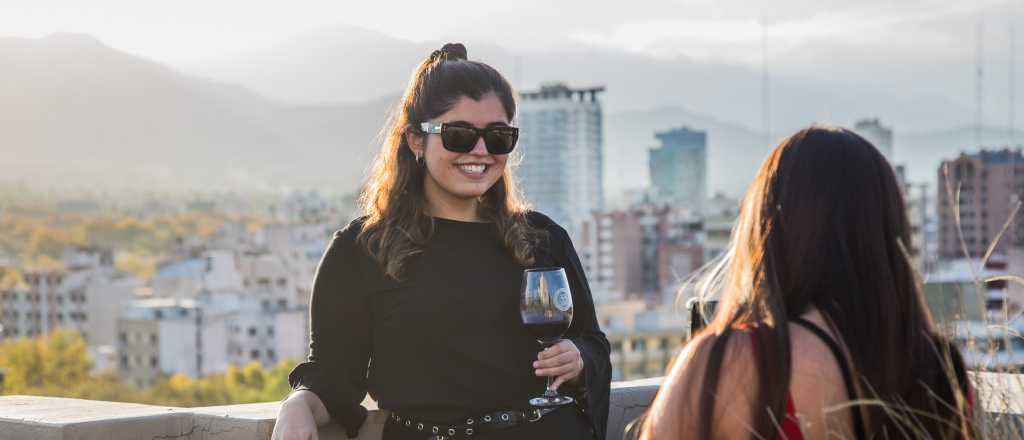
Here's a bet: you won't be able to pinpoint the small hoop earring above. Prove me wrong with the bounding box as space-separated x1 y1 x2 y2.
416 153 425 167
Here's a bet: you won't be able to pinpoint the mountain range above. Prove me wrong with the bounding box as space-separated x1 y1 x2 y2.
2 31 1021 199
1 33 391 194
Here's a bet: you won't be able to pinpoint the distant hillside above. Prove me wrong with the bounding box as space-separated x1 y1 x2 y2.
2 33 1016 200
181 24 974 133
0 33 393 193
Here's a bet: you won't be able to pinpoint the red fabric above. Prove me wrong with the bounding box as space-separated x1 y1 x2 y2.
780 396 804 440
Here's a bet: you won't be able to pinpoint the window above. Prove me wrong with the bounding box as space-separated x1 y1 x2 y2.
250 349 260 360
150 333 158 345
150 356 158 367
277 299 287 309
248 327 257 337
267 349 276 361
267 327 275 337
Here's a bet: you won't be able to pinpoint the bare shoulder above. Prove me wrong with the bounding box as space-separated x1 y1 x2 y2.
642 330 759 439
787 314 855 438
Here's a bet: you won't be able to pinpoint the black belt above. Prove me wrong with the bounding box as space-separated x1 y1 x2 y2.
388 407 559 440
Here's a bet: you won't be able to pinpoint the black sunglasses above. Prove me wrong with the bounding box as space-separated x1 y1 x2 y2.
418 122 519 154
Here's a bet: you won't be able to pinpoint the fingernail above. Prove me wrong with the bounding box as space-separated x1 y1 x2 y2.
532 362 538 367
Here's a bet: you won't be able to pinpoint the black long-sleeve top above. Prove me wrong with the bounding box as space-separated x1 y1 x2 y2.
288 212 612 440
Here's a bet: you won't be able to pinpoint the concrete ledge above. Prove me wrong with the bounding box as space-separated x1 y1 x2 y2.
2 373 1023 440
0 395 191 440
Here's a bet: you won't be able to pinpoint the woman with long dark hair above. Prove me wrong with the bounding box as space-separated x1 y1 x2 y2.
641 125 974 439
271 43 610 440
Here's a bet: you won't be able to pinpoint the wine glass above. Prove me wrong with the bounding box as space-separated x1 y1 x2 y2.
520 267 575 407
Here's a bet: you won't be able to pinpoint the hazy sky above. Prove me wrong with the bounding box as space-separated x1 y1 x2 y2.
0 0 1015 66
3 0 1022 135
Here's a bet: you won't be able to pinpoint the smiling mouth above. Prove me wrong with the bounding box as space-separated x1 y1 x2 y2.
457 164 488 175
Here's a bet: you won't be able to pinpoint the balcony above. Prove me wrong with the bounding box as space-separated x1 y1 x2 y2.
1 373 1022 439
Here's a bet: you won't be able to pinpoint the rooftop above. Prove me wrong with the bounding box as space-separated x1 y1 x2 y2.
519 83 605 101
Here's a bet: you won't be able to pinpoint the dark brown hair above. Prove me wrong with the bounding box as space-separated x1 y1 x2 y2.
689 125 973 439
357 43 540 279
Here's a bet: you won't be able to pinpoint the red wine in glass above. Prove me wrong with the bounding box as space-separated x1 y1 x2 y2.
520 267 574 407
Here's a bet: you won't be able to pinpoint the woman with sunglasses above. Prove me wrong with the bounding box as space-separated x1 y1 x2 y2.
271 43 611 440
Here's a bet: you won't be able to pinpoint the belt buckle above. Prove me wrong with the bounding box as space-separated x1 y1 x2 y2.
526 408 543 422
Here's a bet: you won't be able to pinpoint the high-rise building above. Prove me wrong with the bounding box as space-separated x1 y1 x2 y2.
578 200 703 304
517 83 605 232
648 127 707 213
937 149 1024 259
853 118 894 161
894 165 931 271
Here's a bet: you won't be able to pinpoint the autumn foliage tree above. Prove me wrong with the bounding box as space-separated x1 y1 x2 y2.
0 330 297 406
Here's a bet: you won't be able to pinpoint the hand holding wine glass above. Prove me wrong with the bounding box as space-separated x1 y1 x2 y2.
520 267 575 407
534 340 584 390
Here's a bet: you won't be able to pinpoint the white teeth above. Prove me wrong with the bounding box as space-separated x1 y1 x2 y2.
458 164 486 174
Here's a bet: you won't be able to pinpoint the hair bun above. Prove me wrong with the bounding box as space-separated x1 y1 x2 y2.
431 42 468 62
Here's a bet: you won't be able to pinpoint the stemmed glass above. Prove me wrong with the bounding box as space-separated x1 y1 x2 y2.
520 267 575 407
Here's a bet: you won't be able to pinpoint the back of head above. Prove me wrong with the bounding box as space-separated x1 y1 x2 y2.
697 124 973 439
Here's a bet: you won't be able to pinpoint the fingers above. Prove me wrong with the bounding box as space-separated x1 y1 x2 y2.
533 340 583 390
551 373 572 390
536 341 572 360
535 360 578 378
533 350 577 370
